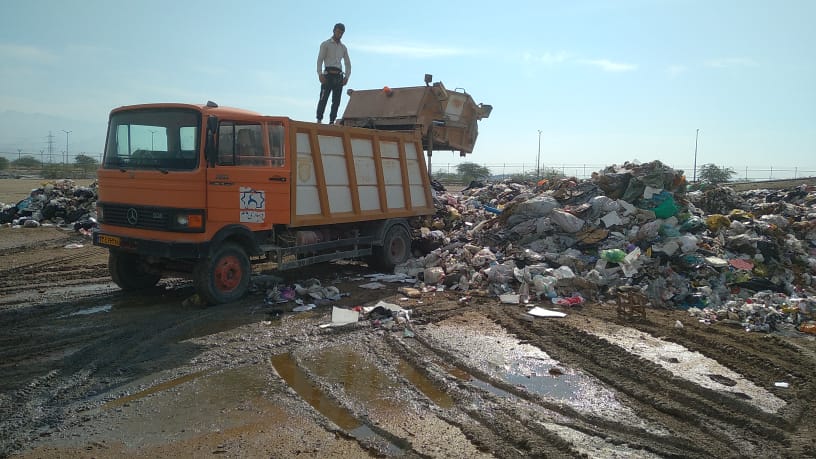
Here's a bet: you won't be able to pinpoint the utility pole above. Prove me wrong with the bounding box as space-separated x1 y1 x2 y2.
17 149 22 161
692 128 700 183
149 129 157 150
62 130 72 165
47 131 55 163
536 129 542 179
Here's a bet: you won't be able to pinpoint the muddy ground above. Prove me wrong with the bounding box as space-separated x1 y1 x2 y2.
1 179 816 458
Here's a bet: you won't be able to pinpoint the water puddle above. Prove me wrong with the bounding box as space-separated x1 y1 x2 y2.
103 369 214 409
90 366 290 451
441 363 472 381
581 317 786 413
292 348 490 457
502 359 584 400
469 378 515 398
69 304 112 316
270 353 403 455
423 312 637 419
396 360 454 409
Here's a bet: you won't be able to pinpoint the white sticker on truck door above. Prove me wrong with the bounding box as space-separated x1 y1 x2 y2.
239 187 266 223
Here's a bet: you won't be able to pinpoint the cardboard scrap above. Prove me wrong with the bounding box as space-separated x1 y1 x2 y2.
398 286 422 298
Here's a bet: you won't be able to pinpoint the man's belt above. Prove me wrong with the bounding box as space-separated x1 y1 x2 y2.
324 67 342 74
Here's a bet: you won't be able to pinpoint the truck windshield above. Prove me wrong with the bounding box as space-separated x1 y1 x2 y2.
103 108 201 171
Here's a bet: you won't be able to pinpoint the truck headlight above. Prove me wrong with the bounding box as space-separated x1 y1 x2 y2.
170 210 205 232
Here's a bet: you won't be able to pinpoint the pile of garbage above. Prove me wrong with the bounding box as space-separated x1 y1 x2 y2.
404 160 816 333
0 179 98 232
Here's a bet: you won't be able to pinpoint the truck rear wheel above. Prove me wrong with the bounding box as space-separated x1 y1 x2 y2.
193 242 251 305
109 251 161 290
370 225 411 271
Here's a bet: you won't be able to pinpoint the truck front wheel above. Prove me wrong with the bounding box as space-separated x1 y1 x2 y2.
194 242 251 305
371 225 411 271
109 251 161 290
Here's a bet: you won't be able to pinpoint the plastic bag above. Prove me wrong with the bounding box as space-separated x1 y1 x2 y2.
532 275 557 298
705 214 731 232
653 193 678 219
600 249 626 263
550 209 585 233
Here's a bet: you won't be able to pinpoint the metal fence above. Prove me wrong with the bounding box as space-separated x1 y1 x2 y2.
2 151 814 183
0 151 104 164
429 162 816 182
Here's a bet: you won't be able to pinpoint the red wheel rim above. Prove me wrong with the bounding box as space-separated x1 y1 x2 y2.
214 255 243 292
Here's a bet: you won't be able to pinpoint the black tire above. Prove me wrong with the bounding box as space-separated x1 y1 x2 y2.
370 225 411 271
193 242 251 305
109 251 161 290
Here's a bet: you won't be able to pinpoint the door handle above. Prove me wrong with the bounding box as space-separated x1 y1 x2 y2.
269 176 287 182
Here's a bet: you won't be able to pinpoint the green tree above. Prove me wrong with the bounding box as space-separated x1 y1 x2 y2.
42 163 71 179
507 170 538 182
456 162 491 184
0 157 9 170
11 156 41 168
432 170 461 183
697 163 736 184
74 154 99 173
540 167 567 182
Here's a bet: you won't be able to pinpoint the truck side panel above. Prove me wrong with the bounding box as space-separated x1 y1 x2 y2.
290 123 433 227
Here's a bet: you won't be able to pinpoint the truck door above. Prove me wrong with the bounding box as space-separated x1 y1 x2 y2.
206 121 291 228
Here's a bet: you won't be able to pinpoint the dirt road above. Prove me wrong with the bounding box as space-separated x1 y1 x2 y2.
1 180 815 458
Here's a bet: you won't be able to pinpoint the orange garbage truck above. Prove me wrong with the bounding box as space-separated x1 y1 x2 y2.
93 78 489 304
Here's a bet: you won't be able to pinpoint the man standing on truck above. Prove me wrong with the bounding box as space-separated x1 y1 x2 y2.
316 22 351 124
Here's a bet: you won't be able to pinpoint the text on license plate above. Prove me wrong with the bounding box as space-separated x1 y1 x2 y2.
98 235 120 247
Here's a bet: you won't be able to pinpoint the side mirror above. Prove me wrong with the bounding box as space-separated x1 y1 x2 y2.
205 115 218 165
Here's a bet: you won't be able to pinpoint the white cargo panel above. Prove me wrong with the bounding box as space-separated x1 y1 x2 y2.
290 123 433 227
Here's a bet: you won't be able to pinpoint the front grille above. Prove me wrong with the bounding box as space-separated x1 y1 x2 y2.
102 204 170 230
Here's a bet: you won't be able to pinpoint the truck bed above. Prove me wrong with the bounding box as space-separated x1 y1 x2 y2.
288 122 433 227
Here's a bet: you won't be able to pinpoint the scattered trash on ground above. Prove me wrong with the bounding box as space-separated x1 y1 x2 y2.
1 179 98 235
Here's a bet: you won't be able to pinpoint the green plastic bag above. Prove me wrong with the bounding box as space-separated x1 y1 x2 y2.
600 249 626 263
653 194 678 218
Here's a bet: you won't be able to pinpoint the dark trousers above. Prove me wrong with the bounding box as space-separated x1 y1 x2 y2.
316 73 343 123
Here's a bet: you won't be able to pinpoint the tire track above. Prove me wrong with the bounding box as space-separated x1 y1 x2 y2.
386 316 710 458
486 305 790 456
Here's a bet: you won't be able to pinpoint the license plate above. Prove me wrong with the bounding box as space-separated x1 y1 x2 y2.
98 234 121 247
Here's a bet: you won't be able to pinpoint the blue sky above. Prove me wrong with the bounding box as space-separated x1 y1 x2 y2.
1 0 814 178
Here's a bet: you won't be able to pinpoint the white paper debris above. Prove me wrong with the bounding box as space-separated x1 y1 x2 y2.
527 307 567 318
330 306 359 325
358 282 387 289
499 293 520 304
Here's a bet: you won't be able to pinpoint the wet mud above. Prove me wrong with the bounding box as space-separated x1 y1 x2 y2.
1 226 816 458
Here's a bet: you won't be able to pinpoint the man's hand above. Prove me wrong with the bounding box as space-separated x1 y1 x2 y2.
342 77 348 86
319 74 326 84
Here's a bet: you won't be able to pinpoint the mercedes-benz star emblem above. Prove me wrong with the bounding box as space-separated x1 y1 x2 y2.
126 208 138 226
